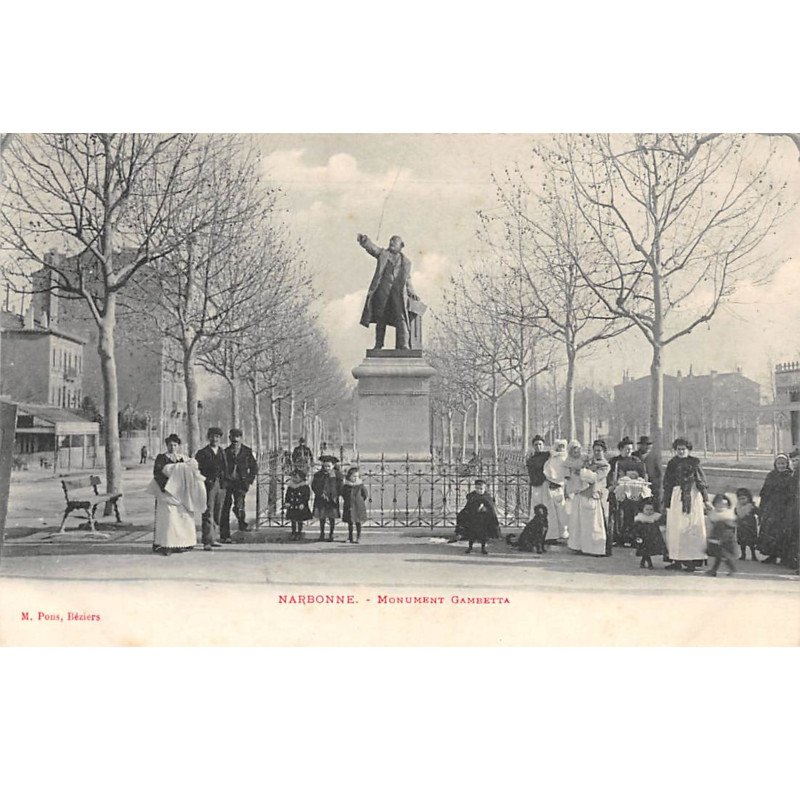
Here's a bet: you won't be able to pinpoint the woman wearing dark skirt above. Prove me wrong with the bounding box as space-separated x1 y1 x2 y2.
757 454 796 565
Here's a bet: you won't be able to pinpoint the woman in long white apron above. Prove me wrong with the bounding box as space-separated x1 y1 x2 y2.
146 434 207 556
527 436 568 541
565 440 610 556
662 438 711 573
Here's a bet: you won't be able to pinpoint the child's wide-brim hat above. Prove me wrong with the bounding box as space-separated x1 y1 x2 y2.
319 455 339 464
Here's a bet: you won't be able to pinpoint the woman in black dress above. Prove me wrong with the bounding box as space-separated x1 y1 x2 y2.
757 454 796 565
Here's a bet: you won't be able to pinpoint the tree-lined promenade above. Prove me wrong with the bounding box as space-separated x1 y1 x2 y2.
431 133 794 465
0 134 349 497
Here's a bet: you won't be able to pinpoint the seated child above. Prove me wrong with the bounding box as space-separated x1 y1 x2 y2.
456 479 501 555
632 499 666 569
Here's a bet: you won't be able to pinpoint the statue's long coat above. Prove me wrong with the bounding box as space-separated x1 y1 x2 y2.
358 237 414 330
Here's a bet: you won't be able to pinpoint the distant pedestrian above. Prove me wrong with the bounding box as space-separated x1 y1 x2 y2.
312 455 342 541
195 427 228 551
341 466 368 543
140 444 148 464
633 499 666 570
734 488 759 561
706 494 737 577
292 438 313 474
284 469 312 541
456 478 500 555
221 428 258 542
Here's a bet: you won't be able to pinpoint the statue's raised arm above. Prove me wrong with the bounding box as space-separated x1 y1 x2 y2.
356 233 424 351
357 233 382 259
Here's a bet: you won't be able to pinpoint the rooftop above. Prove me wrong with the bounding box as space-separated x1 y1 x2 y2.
0 309 86 345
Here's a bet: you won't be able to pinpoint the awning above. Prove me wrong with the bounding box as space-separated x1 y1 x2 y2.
14 404 100 437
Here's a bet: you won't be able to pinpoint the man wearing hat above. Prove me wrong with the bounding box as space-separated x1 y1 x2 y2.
195 427 229 551
634 435 661 502
291 437 313 474
221 428 258 542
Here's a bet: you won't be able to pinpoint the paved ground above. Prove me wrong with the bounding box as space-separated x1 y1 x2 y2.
2 461 798 646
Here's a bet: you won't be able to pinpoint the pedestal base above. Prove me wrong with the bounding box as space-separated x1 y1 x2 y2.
352 351 436 462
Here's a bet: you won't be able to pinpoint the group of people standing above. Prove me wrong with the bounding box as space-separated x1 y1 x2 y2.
522 433 799 574
283 454 369 544
147 427 258 555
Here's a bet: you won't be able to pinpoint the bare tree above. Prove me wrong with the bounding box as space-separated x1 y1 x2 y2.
125 135 279 454
0 133 212 495
481 163 630 440
550 133 790 461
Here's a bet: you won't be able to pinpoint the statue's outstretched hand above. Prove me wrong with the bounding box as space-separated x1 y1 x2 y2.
357 233 366 245
409 292 420 301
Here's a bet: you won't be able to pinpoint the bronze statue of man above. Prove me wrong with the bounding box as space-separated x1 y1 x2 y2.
357 233 421 350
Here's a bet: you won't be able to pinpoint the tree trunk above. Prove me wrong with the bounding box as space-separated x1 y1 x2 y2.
490 397 499 462
98 301 122 497
251 378 263 457
460 410 468 462
473 398 480 456
227 376 241 430
649 343 664 467
270 392 279 453
520 378 529 455
289 389 295 449
447 410 454 462
565 349 576 441
183 342 200 455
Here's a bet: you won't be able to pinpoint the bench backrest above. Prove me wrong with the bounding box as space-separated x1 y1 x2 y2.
61 475 102 498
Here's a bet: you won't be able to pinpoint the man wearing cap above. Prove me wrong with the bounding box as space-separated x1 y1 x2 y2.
221 428 258 542
634 435 662 502
195 427 228 551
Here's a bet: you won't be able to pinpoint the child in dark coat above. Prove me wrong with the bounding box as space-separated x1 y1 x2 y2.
456 479 501 555
633 499 666 569
706 493 737 576
341 466 368 543
284 469 312 541
311 456 342 542
734 487 759 561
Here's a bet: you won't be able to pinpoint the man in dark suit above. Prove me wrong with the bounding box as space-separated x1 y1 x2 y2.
195 426 228 551
220 428 258 542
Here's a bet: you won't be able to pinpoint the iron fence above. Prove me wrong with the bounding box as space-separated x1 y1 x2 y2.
255 454 531 529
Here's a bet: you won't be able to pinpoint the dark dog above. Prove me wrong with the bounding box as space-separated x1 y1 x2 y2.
507 505 549 553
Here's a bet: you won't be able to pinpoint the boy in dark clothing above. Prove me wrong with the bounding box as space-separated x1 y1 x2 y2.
457 479 501 555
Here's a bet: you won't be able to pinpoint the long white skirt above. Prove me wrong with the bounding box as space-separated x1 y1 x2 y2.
530 483 568 540
568 494 607 555
665 486 707 561
154 497 198 550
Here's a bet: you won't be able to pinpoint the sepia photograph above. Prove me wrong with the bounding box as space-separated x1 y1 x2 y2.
1 131 798 646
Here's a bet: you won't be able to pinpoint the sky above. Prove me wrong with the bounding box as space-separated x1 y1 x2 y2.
257 134 800 397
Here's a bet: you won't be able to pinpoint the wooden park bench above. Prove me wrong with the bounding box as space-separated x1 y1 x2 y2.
58 475 123 534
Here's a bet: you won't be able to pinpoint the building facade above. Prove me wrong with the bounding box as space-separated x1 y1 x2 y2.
30 256 189 450
0 308 86 409
613 368 763 452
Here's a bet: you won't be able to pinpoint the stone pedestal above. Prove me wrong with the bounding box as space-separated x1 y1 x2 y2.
351 349 436 462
